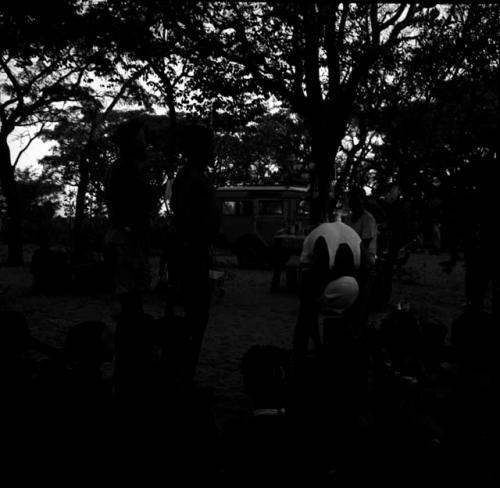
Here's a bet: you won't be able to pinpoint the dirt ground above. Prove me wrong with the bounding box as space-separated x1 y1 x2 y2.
1 245 471 429
4 242 498 485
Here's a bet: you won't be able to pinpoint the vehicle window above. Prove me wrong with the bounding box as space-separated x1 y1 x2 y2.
297 199 310 216
241 200 253 216
222 201 236 215
221 200 253 216
258 200 283 216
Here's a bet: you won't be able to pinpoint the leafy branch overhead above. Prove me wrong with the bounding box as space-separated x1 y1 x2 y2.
0 1 498 265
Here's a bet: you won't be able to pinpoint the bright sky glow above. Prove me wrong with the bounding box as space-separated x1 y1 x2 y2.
8 128 54 175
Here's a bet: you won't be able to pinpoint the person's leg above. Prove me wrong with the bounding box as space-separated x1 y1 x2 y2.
292 275 319 367
156 239 189 387
270 246 290 292
290 277 320 420
430 222 441 254
181 249 211 385
113 237 152 401
163 238 181 320
114 292 146 399
355 263 377 329
381 257 395 310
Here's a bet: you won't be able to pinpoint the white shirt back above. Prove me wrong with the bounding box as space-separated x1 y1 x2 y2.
300 222 361 269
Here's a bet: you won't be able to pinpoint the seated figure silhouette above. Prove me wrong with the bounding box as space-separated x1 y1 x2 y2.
223 345 315 487
64 321 114 404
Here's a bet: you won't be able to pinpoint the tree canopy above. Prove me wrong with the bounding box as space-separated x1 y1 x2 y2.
0 2 498 263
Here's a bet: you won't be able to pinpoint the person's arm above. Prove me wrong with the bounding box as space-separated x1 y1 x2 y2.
296 238 330 354
360 214 378 266
198 176 221 243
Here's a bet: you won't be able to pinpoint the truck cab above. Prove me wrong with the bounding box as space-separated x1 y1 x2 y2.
215 185 309 267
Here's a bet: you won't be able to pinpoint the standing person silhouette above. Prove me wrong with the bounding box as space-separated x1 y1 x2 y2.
377 183 410 310
104 118 155 400
169 124 221 389
344 187 378 265
344 187 378 326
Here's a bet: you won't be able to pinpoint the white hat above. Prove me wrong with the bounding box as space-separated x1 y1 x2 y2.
319 276 359 315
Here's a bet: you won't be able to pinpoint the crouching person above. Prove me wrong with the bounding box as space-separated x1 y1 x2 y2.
291 220 371 476
292 220 363 368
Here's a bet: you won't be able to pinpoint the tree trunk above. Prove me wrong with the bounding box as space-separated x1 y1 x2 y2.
0 135 24 265
73 144 92 263
308 108 349 224
165 77 177 179
71 71 145 263
333 122 368 208
310 125 332 223
491 72 500 320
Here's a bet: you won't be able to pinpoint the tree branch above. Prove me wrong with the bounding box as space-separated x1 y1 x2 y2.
338 3 349 44
0 108 5 128
24 58 64 92
334 122 368 203
150 57 177 175
291 22 307 106
342 4 420 102
385 5 419 47
101 65 149 120
13 122 48 168
55 66 89 89
370 3 380 47
174 61 190 85
227 13 307 113
302 3 323 112
0 97 18 113
0 57 24 105
322 3 341 98
380 4 408 30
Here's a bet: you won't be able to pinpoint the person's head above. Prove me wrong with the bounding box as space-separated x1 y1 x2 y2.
111 118 148 162
385 183 401 204
319 276 359 316
241 345 291 409
176 124 214 169
348 187 366 215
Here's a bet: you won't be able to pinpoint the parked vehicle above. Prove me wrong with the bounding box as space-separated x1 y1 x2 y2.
215 185 309 267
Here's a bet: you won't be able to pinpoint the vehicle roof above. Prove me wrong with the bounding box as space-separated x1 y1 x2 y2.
216 185 308 194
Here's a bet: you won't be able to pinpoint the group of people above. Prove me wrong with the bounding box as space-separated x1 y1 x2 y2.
293 184 388 364
2 115 495 482
102 115 417 404
104 118 220 399
1 303 489 484
101 120 420 481
103 115 397 402
73 116 493 482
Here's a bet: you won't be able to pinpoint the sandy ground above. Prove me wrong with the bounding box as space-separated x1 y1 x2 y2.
0 245 472 430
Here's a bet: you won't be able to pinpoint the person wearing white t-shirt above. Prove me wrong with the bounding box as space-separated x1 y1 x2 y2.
300 221 362 271
344 188 378 265
293 221 363 365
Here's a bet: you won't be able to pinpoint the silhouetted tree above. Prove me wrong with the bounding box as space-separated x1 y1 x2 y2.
0 2 111 263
